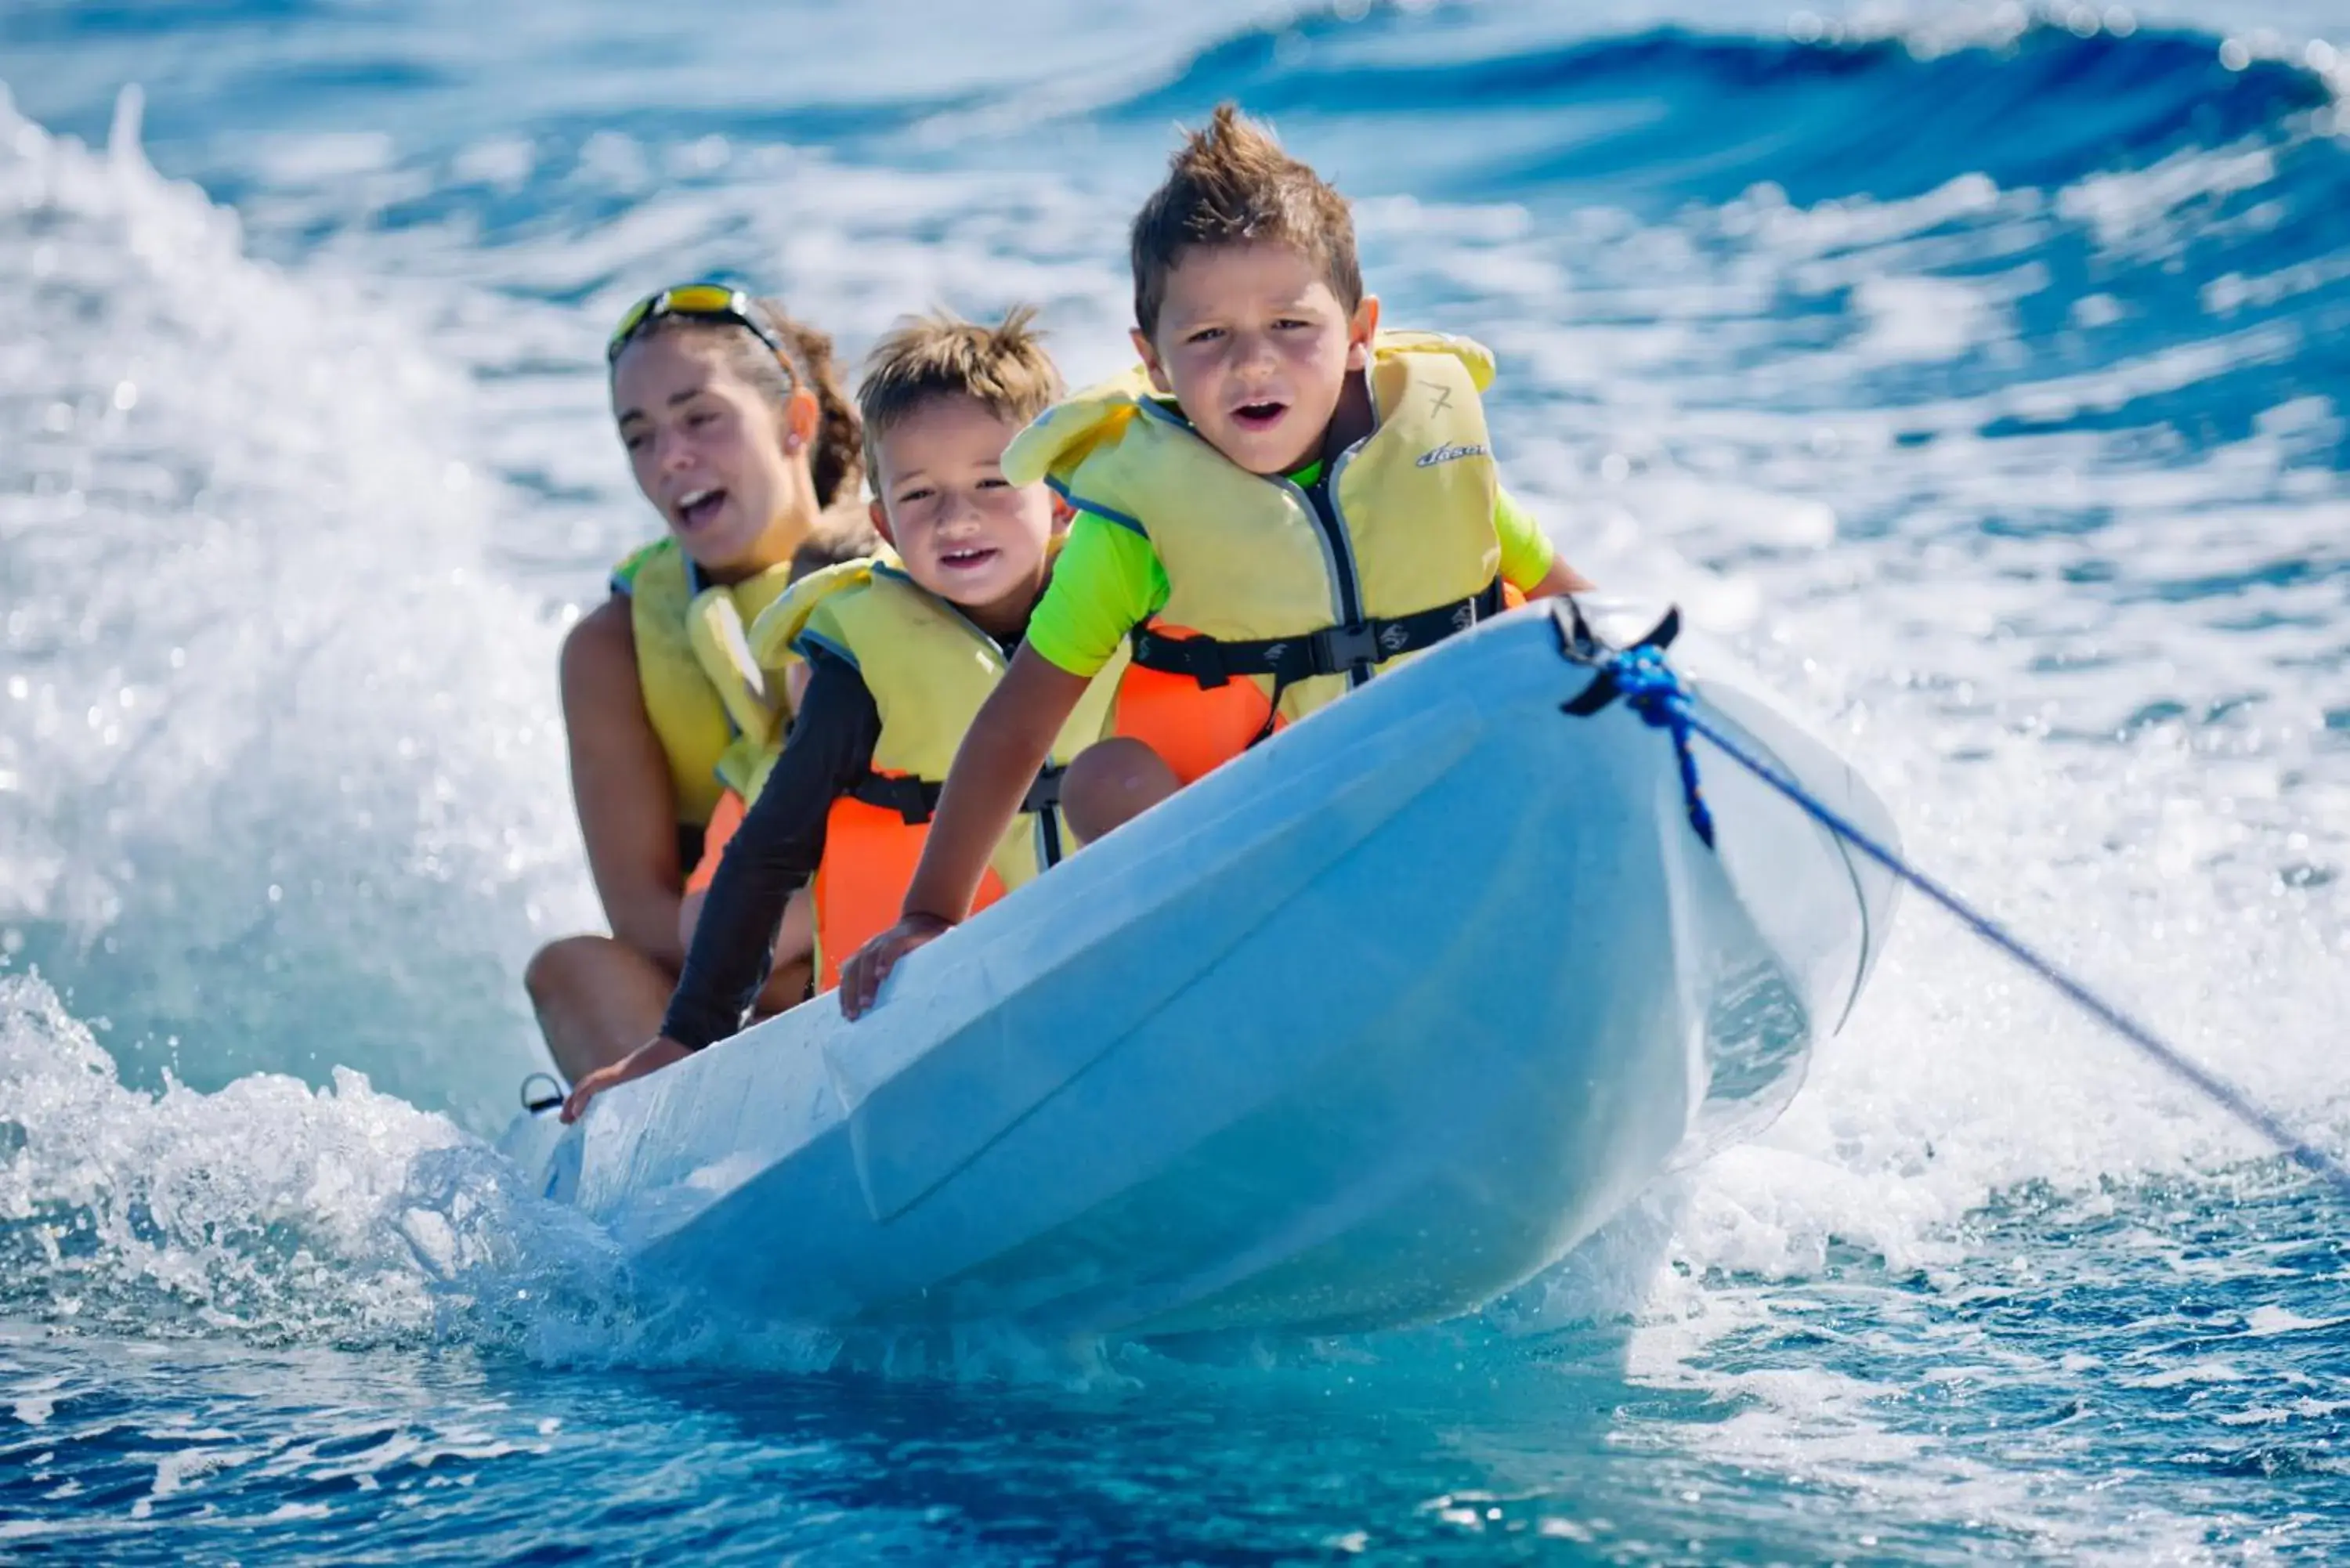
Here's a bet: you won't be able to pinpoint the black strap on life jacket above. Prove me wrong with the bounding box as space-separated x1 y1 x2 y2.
1127 577 1506 690
847 764 1066 826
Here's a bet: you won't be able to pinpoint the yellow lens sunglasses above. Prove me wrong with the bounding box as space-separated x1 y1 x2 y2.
606 283 791 371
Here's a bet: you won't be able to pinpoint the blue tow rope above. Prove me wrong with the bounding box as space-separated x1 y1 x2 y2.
1606 643 1717 849
1564 611 2350 1205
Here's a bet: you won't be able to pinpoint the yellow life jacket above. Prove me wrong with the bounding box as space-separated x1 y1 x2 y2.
1002 331 1506 782
747 552 1126 989
612 538 799 826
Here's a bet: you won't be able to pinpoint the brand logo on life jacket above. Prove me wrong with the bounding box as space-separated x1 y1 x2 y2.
1379 623 1412 654
1415 442 1488 468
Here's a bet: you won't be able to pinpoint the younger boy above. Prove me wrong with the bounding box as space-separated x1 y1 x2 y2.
673 510 884 969
562 309 1120 1121
839 103 1590 1017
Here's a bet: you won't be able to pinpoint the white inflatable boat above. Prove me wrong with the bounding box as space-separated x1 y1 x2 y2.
499 601 1898 1339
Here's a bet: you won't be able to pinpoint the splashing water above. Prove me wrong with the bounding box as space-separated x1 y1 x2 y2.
0 85 595 1119
0 972 642 1357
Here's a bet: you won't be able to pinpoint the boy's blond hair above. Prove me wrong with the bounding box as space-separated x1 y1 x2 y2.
1128 103 1361 341
858 308 1063 487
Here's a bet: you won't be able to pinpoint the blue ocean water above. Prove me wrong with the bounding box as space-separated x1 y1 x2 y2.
2 0 2346 1559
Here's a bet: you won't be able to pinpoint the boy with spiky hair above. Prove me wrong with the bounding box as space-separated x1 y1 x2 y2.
565 309 1123 1119
841 103 1589 1016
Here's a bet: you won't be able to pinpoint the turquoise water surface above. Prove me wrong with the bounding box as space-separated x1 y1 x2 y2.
2 1 2346 1559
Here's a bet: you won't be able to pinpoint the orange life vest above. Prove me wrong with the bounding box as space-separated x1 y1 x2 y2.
750 556 1126 988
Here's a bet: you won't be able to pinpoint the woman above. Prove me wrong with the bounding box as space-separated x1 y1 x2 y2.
526 284 871 1084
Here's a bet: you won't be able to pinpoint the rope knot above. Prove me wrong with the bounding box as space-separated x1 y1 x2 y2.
1608 644 1684 723
1597 645 1716 848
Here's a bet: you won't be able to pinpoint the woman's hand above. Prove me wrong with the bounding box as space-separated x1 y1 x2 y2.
560 1035 692 1123
839 912 956 1021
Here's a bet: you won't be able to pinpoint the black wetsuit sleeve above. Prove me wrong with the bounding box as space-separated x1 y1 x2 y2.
660 650 881 1051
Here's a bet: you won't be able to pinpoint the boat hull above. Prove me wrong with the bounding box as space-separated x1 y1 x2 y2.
500 603 1896 1338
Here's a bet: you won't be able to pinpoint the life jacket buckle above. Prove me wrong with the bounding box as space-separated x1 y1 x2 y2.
851 772 942 825
1315 621 1383 674
1022 765 1065 815
1133 627 1232 688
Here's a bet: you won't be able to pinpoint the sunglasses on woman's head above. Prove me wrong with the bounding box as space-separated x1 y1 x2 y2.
607 283 792 379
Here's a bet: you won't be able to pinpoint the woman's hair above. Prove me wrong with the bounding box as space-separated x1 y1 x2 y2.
789 511 881 580
626 297 864 509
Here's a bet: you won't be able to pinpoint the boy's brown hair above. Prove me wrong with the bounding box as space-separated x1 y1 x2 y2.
857 308 1063 487
1129 103 1362 341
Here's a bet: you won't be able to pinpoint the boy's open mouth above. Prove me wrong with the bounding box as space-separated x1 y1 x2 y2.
676 486 728 529
1231 399 1288 431
938 544 1000 572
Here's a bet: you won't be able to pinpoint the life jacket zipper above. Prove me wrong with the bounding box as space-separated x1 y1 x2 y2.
907 568 1068 866
1276 378 1380 688
1318 445 1375 688
1269 467 1353 659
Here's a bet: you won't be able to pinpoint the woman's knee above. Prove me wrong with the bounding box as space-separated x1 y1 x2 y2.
524 934 611 1007
525 934 676 1082
525 933 672 1016
1062 737 1181 845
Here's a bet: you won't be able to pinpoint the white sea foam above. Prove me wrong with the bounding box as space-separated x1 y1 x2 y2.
0 93 595 1122
0 971 622 1352
0 17 2343 1507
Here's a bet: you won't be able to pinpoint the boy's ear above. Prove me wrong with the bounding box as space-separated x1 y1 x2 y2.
784 385 822 450
1049 491 1076 537
1132 327 1173 396
866 497 897 547
1344 294 1380 372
